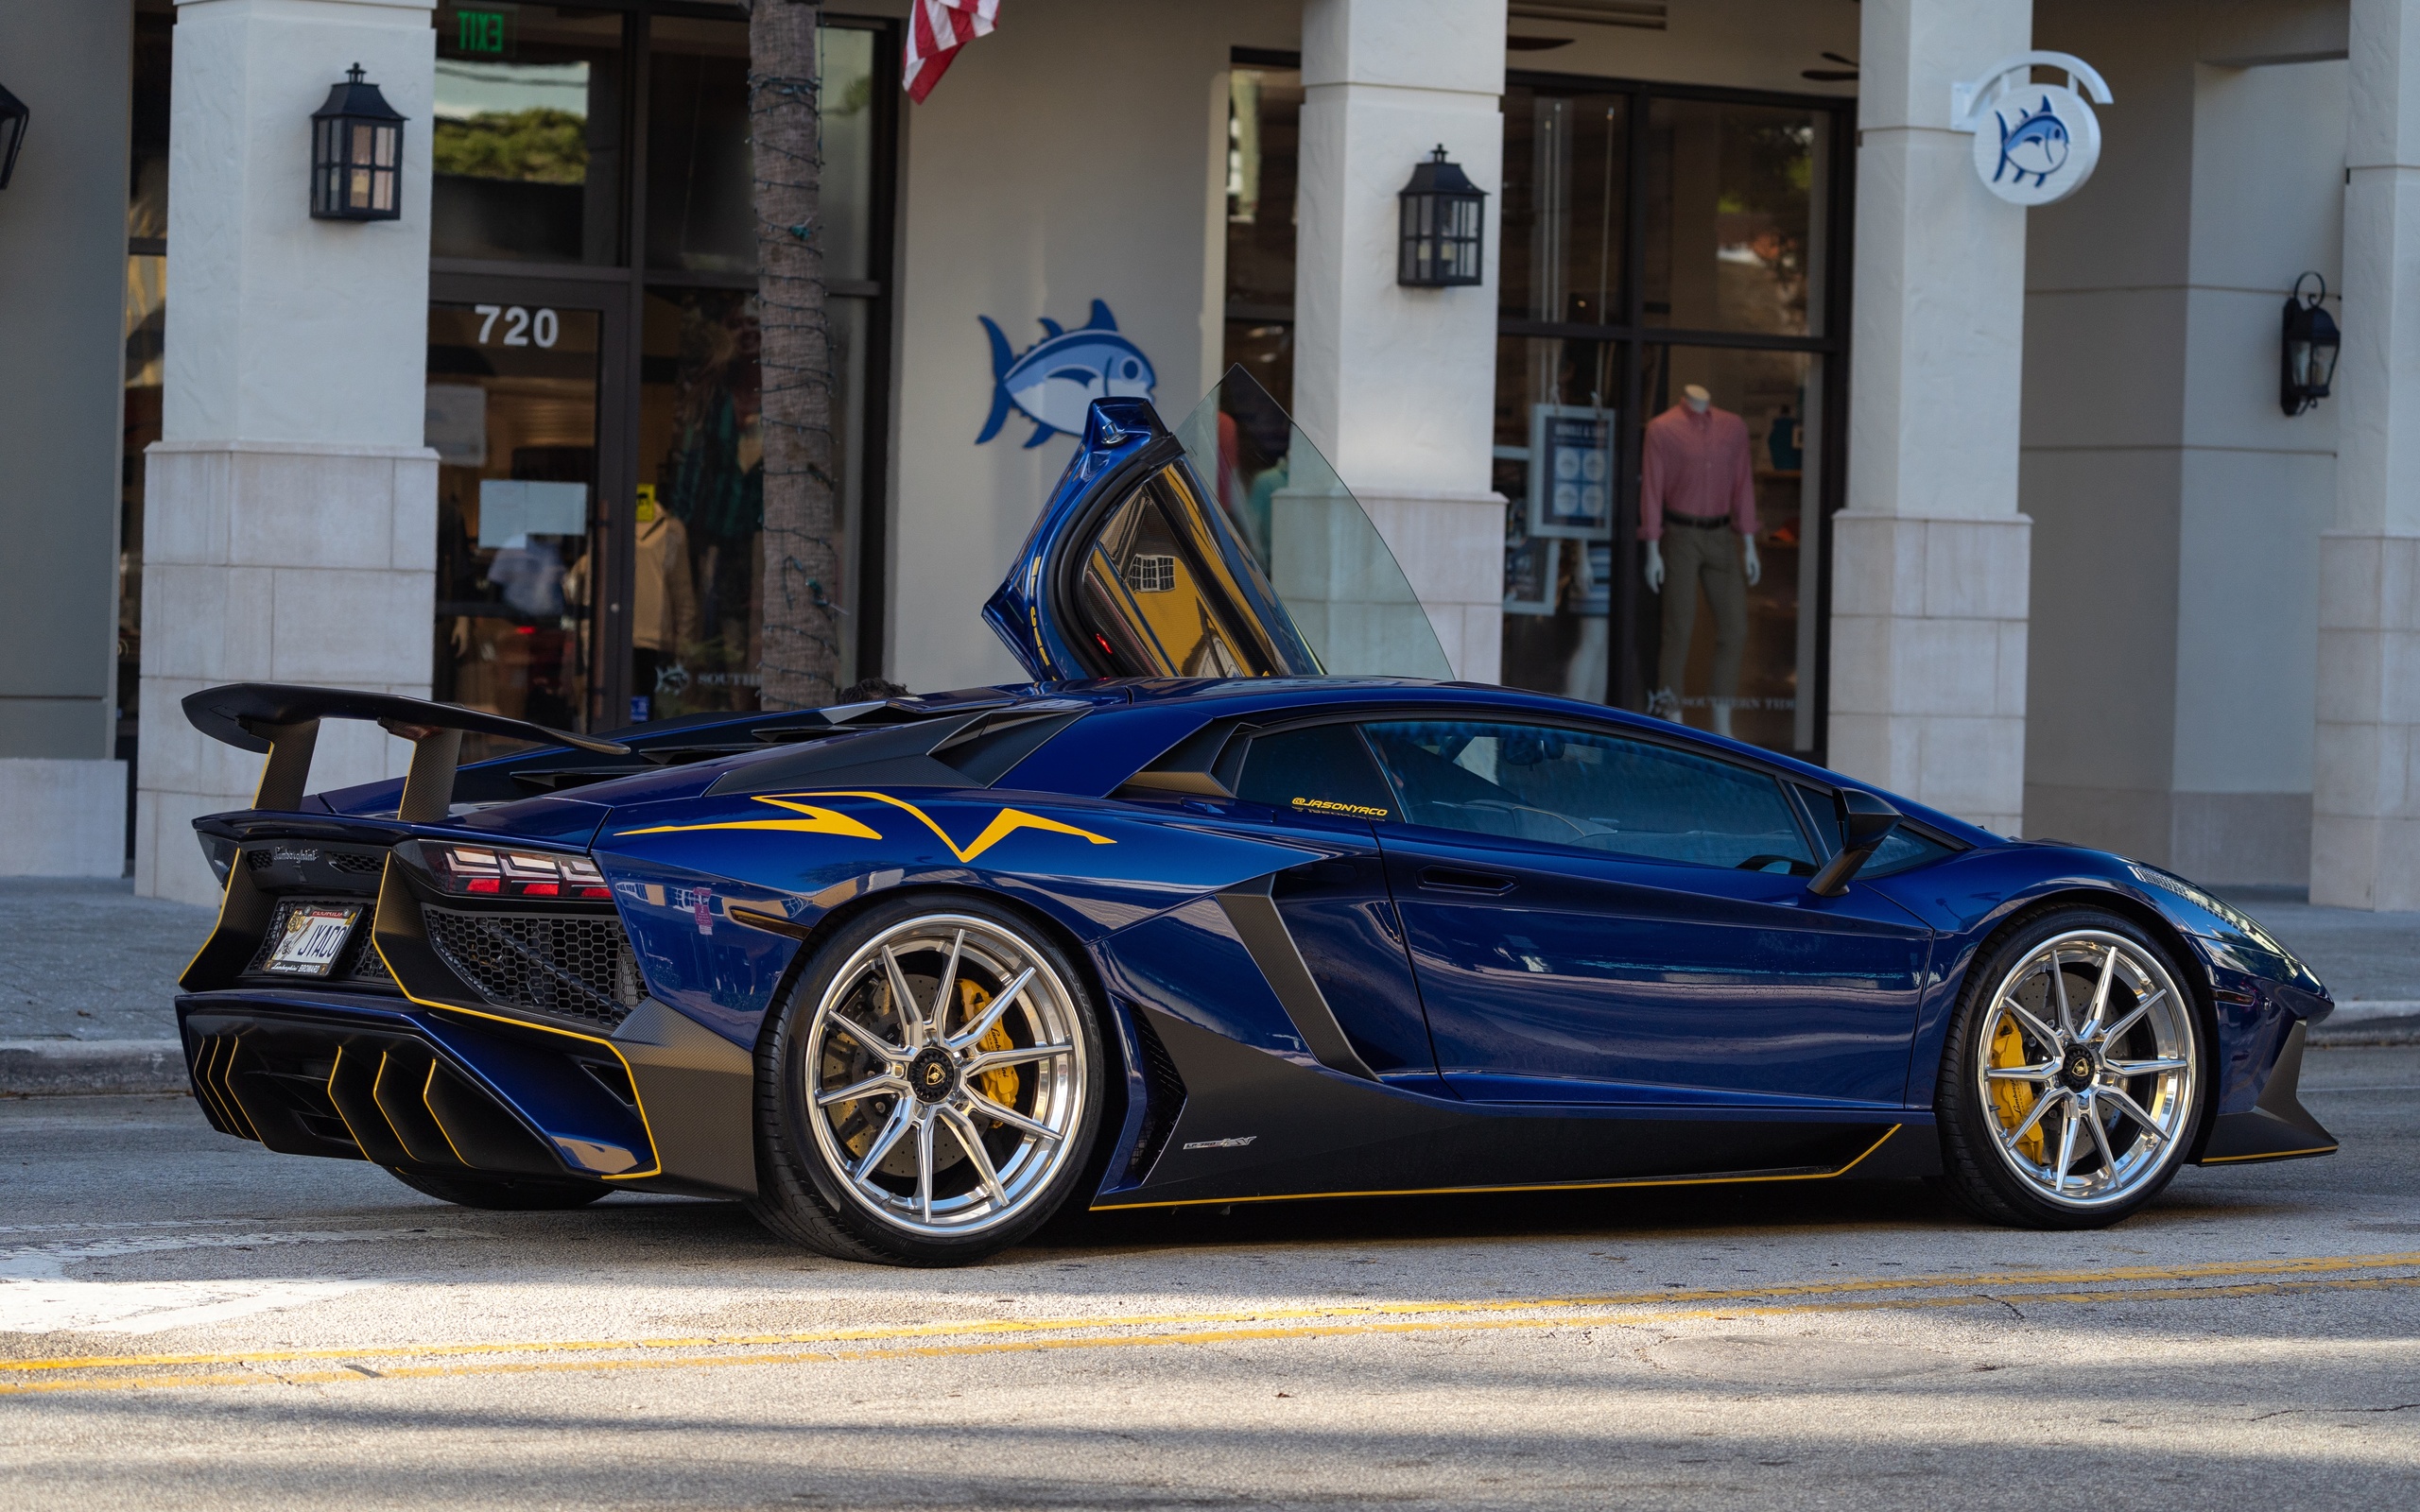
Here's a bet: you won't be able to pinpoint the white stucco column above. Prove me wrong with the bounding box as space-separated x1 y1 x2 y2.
2313 0 2420 908
138 0 437 905
1828 0 2033 834
1292 0 1506 683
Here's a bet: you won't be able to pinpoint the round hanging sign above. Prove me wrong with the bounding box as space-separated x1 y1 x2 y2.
1968 81 2102 206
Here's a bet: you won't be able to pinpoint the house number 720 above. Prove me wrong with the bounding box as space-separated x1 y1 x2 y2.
475 304 560 349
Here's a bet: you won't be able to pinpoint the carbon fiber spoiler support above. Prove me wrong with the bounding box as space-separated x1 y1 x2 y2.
182 682 630 819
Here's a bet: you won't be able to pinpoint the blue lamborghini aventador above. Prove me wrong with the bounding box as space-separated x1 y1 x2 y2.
173 380 2337 1266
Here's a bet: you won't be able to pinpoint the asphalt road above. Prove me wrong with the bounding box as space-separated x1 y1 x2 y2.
3 1047 2416 1510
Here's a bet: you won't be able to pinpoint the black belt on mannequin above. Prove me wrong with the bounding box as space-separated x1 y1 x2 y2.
1661 511 1734 530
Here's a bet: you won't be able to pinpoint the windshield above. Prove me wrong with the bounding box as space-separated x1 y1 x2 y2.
1173 368 1454 679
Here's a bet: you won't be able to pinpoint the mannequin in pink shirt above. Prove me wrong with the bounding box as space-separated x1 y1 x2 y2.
1640 385 1760 736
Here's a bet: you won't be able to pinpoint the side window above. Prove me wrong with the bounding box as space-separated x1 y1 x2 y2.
1359 720 1815 871
1234 724 1396 822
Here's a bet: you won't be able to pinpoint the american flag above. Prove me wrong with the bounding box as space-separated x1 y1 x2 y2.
904 0 1002 103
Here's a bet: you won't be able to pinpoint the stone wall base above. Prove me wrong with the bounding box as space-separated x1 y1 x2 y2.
2311 530 2420 909
136 438 436 904
1826 510 2031 834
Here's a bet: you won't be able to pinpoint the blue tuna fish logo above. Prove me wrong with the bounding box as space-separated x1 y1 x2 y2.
1993 94 2071 188
977 301 1157 448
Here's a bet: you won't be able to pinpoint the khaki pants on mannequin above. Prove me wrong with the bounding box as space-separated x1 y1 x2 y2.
1654 523 1748 731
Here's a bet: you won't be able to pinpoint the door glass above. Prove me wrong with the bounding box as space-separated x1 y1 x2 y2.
425 301 603 746
1494 334 1622 704
1499 88 1628 326
1223 63 1304 407
1174 368 1454 679
1360 719 1814 870
432 5 627 265
1641 97 1827 336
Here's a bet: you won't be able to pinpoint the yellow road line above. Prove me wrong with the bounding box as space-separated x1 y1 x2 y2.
4 1271 2415 1400
4 1252 2416 1388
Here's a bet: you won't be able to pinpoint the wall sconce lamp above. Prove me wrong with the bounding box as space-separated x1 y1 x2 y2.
309 64 405 220
1398 146 1486 287
0 80 28 191
2281 271 2340 417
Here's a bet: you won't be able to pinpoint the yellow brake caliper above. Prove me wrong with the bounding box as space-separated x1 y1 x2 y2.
957 979 1021 1110
1990 1014 2044 1161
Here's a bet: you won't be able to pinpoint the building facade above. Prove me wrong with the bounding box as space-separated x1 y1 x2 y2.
0 0 2411 913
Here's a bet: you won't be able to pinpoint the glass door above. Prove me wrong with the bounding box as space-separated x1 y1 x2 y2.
425 276 634 747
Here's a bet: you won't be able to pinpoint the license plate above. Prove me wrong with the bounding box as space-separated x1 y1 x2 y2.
265 904 363 976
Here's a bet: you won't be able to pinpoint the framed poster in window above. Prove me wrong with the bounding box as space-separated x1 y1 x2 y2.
1527 404 1614 540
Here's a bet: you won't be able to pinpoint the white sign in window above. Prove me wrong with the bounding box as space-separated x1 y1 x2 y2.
476 479 589 548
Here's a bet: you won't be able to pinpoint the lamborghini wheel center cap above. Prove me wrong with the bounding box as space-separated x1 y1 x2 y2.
909 1046 959 1104
2059 1047 2098 1091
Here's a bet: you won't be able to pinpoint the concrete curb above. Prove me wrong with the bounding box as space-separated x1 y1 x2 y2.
0 1040 189 1096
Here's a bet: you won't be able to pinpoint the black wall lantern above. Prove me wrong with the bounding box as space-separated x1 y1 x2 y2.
0 79 27 191
2281 270 2341 417
309 64 405 220
1398 145 1486 288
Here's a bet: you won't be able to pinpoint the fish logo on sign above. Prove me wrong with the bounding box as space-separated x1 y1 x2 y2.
977 301 1157 448
1991 94 2070 188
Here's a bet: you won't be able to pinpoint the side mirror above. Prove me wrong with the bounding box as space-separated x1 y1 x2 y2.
1806 789 1902 897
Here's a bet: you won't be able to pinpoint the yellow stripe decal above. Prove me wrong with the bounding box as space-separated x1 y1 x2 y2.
1094 1125 1903 1211
613 791 1113 866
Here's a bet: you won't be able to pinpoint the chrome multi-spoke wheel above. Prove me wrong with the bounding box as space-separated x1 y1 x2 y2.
752 898 1101 1263
805 915 1086 1235
1940 911 2204 1228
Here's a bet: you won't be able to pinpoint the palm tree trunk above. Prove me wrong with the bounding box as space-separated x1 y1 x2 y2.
746 0 841 710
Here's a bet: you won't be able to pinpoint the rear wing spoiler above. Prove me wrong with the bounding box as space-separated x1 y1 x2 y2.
182 682 630 822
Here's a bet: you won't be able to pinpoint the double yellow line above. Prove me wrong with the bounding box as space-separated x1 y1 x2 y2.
6 1250 2414 1398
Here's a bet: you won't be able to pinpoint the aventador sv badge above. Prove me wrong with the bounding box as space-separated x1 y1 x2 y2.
1182 1136 1258 1151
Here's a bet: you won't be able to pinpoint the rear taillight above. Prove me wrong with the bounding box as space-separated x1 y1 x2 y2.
431 846 613 901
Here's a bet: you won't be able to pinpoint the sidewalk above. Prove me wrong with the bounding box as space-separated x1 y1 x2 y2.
0 877 2412 1095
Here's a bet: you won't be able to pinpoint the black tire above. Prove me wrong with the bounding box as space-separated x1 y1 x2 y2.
388 1167 610 1211
1936 905 2207 1228
747 893 1107 1266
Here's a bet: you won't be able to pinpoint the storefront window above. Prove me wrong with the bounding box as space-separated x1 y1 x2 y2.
634 285 871 721
426 302 606 739
1499 91 1628 325
1495 77 1843 756
432 5 628 266
647 17 750 275
1641 98 1826 337
1630 345 1820 751
1223 62 1302 409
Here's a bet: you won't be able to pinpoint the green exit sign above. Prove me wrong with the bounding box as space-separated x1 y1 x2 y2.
453 6 515 59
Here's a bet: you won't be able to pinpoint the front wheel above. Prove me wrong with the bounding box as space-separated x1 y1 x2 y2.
1936 908 2204 1228
749 896 1105 1265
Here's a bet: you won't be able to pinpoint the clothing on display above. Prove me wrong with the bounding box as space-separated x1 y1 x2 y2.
1640 399 1755 728
631 506 702 654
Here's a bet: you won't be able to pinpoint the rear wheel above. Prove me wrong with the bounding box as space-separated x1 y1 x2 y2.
388 1167 610 1211
1937 908 2204 1228
749 896 1104 1265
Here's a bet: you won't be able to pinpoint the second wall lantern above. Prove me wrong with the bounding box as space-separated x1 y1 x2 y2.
1398 146 1486 288
310 63 405 220
2281 271 2341 417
